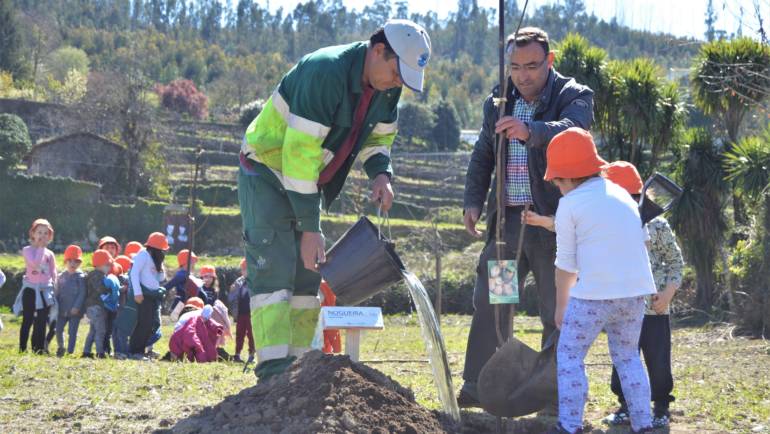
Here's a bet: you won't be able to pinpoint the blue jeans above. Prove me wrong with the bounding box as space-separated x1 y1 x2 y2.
55 314 81 354
83 305 107 355
112 318 130 355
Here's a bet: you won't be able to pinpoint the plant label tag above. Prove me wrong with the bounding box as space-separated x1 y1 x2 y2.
487 259 519 304
321 307 384 330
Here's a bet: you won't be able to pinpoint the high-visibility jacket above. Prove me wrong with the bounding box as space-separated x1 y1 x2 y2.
241 41 400 233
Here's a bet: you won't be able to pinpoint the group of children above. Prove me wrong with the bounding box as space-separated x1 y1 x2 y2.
527 128 684 433
12 223 256 364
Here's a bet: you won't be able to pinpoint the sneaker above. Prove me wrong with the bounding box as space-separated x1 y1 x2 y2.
81 352 95 359
56 348 65 358
233 355 243 363
114 353 128 360
603 407 630 425
129 353 149 361
146 351 161 359
652 409 670 428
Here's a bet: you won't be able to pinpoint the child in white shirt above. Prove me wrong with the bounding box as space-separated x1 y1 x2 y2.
544 128 656 434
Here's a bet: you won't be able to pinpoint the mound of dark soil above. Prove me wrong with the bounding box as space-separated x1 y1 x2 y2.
168 350 549 434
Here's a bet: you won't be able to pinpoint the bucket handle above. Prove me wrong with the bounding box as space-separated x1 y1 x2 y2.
376 204 392 240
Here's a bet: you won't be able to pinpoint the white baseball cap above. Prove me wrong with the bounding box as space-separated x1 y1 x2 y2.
384 19 432 92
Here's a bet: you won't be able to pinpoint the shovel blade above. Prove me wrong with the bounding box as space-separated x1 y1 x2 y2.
477 335 559 417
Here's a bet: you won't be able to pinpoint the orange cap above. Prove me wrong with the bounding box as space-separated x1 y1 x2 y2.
124 241 143 258
97 236 121 252
63 245 83 262
29 218 54 239
114 255 132 272
177 249 198 268
200 265 216 278
604 161 643 195
185 297 204 310
111 262 124 276
144 232 170 251
92 249 114 269
544 128 608 181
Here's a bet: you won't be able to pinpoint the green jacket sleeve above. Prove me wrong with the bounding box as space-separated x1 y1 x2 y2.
361 101 398 180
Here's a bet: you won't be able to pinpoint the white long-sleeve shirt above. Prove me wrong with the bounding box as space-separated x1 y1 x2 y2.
554 177 656 300
129 249 165 296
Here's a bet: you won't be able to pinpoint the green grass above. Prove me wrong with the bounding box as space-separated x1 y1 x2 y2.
0 313 767 432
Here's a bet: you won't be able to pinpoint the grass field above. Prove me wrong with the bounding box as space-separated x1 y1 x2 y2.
0 313 768 433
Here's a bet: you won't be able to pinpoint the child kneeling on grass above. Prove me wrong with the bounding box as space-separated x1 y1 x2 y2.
544 128 656 434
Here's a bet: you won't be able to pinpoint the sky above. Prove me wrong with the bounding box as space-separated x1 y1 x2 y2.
259 0 768 41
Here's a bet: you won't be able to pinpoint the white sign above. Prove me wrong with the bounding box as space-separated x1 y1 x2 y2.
321 307 384 330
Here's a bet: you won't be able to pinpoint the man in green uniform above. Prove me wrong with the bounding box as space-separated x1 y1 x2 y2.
239 20 432 380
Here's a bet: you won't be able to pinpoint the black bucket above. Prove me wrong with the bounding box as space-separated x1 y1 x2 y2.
319 216 405 306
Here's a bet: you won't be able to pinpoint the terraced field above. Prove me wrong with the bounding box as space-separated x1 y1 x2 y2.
163 124 472 222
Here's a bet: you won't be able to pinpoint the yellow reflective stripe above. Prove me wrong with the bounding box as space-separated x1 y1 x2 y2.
283 126 324 184
372 121 397 135
290 306 320 351
359 145 390 162
251 298 291 356
272 89 331 139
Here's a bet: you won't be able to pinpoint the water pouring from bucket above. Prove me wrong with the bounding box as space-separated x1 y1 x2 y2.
318 215 461 422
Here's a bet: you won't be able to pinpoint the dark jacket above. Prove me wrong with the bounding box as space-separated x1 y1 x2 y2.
228 276 251 317
84 270 109 309
56 270 86 317
464 69 594 227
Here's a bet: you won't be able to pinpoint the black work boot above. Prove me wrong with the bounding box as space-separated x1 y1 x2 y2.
456 382 481 408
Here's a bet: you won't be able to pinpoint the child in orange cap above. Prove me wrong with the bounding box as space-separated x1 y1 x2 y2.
83 249 114 358
123 241 143 258
53 245 86 356
544 128 656 434
14 218 57 354
97 236 121 259
165 249 207 310
199 265 219 304
602 161 684 428
125 232 168 359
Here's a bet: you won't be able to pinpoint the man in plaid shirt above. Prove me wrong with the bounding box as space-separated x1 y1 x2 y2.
459 27 595 409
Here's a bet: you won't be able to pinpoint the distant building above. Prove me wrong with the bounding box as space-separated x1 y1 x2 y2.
25 132 128 192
